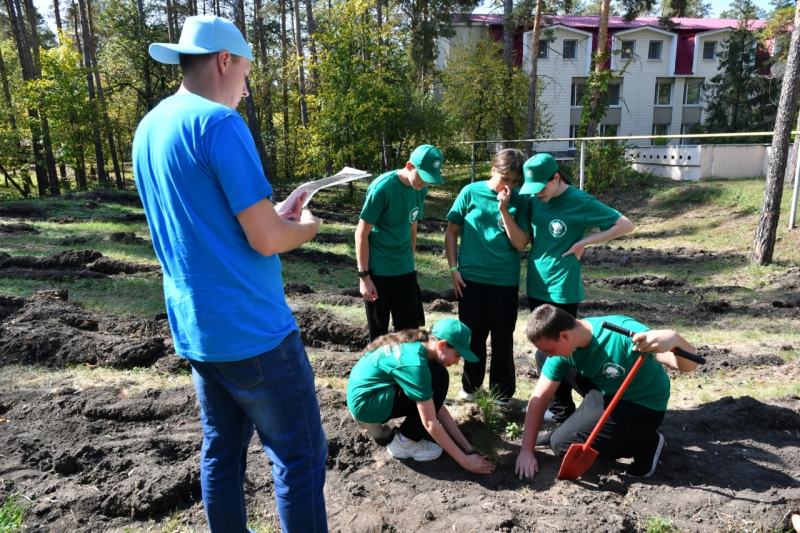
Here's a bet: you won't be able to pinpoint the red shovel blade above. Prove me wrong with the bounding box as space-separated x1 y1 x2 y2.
557 442 599 480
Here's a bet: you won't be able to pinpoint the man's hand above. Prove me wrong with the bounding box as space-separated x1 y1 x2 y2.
299 208 321 231
461 453 496 474
497 185 512 211
360 277 378 302
515 450 539 481
631 330 680 354
275 192 307 221
451 269 466 298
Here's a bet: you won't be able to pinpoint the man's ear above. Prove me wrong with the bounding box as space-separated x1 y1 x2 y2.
437 339 448 352
217 50 232 72
559 330 570 343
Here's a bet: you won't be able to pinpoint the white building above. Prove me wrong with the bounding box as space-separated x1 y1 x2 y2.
437 15 771 152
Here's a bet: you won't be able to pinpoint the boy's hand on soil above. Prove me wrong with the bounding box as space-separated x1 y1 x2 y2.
561 242 586 259
515 450 539 481
461 453 495 474
631 330 678 354
450 270 466 298
360 278 378 302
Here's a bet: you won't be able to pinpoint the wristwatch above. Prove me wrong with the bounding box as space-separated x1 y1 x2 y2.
358 269 372 278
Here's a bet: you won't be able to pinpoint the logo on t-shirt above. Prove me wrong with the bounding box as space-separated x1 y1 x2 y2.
382 344 402 362
549 219 567 238
497 214 506 231
409 207 420 223
602 362 626 380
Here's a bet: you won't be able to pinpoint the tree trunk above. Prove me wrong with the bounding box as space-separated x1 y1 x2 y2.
585 0 610 138
166 0 178 80
502 0 515 144
525 0 543 156
136 0 154 110
53 0 63 35
5 0 49 196
292 0 309 127
751 2 800 265
0 162 28 197
377 0 390 170
78 0 107 186
232 0 272 180
281 0 290 179
304 0 318 92
254 0 276 167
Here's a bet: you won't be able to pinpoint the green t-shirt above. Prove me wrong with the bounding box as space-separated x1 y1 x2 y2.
446 181 531 286
347 342 433 423
541 316 670 411
526 185 621 303
360 171 428 276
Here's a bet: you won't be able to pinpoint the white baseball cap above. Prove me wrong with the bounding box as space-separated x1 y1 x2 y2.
149 15 254 65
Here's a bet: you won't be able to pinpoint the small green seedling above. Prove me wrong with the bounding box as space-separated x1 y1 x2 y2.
0 492 28 533
505 422 522 441
645 515 680 533
473 387 506 460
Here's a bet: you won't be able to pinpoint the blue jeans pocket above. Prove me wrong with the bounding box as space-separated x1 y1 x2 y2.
216 357 264 389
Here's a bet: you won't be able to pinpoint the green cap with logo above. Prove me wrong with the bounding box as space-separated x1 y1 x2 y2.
520 153 559 195
410 145 444 185
431 318 478 362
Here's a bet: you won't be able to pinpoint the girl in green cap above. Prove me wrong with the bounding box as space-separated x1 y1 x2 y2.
445 148 530 405
519 153 635 424
347 318 496 474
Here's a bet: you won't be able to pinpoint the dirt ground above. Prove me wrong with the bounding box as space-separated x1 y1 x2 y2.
1 294 799 532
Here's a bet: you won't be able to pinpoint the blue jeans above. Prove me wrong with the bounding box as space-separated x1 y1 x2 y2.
188 330 327 533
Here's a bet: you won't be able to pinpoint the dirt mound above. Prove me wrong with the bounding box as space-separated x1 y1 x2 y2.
291 304 368 351
689 345 787 374
426 299 455 313
687 300 800 321
419 287 456 303
311 352 360 379
284 283 316 295
417 217 448 233
312 233 351 245
0 250 156 280
110 232 146 244
581 245 747 266
281 247 356 266
58 236 90 246
82 189 143 207
588 275 687 291
0 297 174 369
0 222 39 234
416 242 445 254
0 203 45 218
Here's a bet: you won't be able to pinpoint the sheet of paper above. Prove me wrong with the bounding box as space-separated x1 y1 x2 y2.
276 167 371 216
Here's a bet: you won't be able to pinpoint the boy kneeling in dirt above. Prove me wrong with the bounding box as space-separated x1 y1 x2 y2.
515 305 697 480
347 318 496 474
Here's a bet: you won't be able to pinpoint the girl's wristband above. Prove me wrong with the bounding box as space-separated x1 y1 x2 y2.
449 266 459 272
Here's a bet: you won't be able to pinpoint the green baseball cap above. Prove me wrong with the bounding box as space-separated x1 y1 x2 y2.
409 145 444 185
520 153 559 195
431 318 478 362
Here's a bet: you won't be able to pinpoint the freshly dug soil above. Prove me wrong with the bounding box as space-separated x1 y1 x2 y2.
0 222 40 234
417 217 449 234
110 232 146 245
281 248 356 267
688 345 787 374
291 304 369 351
0 384 797 533
0 249 157 280
581 245 747 267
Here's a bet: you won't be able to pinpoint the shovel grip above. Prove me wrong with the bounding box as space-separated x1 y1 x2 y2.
600 321 706 365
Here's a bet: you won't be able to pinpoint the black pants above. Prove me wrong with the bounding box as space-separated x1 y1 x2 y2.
458 281 519 402
549 389 665 461
382 364 449 442
365 271 419 342
528 297 579 318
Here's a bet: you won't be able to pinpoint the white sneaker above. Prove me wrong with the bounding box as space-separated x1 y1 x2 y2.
521 407 557 421
353 416 392 440
458 388 483 401
387 433 442 461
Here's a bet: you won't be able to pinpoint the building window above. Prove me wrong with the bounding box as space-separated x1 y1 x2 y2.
608 83 621 106
563 40 577 60
702 41 717 60
571 83 587 106
684 82 702 105
569 125 579 148
652 123 670 145
600 124 618 145
654 82 672 105
648 40 663 60
620 40 635 60
680 123 698 145
538 41 549 59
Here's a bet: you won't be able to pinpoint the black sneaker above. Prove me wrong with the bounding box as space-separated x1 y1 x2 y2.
627 432 665 478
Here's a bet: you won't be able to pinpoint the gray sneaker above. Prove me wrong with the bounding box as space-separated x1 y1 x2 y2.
353 416 392 440
387 433 443 461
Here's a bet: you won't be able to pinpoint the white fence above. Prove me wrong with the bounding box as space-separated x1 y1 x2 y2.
627 144 796 180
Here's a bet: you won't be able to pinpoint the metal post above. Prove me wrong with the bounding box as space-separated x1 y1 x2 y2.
790 153 800 230
579 141 585 191
471 143 476 183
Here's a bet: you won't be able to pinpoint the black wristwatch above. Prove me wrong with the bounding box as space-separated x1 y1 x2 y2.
358 269 372 278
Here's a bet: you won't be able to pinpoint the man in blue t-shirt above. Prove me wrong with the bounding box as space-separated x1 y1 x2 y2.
133 16 326 533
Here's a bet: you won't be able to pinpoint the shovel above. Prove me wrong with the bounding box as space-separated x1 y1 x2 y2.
556 321 706 480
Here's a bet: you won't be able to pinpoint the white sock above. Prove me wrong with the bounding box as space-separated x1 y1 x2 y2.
398 433 409 442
